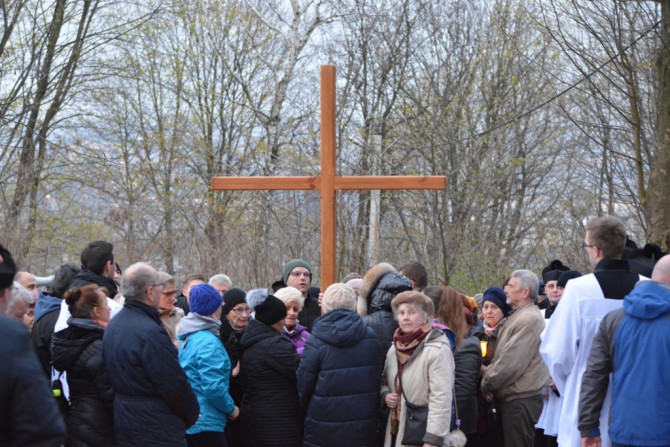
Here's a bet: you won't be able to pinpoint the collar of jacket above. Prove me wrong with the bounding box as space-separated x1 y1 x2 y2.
124 299 161 323
594 259 631 273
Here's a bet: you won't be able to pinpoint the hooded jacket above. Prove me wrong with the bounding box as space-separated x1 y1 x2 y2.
579 280 670 446
51 318 114 447
360 263 412 362
239 318 301 447
103 300 199 447
297 308 382 447
31 292 63 377
178 313 236 435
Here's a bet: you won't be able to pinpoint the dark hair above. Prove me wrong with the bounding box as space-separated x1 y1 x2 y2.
80 241 114 275
399 262 428 291
46 263 81 298
459 294 475 328
183 273 205 288
65 284 105 318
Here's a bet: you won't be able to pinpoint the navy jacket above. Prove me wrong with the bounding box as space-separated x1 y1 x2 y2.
298 308 383 447
0 316 66 446
239 318 301 447
103 300 199 447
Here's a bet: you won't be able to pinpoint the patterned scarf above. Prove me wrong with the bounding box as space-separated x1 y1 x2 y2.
393 322 432 365
483 317 507 336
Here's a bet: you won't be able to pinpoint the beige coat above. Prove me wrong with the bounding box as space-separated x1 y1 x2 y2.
381 329 454 447
481 301 549 402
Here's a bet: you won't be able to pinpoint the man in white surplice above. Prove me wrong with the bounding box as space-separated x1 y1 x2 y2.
539 216 644 447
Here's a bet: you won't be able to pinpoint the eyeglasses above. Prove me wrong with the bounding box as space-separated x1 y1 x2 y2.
230 306 251 315
151 282 166 290
580 242 596 250
289 271 312 279
161 290 177 297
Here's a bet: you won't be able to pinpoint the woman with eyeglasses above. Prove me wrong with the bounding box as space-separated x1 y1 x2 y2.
51 284 114 447
274 286 311 355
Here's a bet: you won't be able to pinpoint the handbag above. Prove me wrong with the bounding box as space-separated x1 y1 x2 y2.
398 372 428 446
446 385 467 447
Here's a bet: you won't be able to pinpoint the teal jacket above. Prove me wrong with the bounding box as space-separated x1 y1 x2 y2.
178 314 236 434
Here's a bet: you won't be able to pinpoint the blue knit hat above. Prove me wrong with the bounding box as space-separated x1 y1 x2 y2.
189 283 223 316
482 286 511 316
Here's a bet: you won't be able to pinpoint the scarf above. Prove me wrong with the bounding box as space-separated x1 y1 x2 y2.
227 316 246 334
483 317 507 336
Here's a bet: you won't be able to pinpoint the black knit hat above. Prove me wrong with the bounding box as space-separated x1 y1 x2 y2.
542 260 570 283
254 295 287 326
222 288 247 315
0 244 17 289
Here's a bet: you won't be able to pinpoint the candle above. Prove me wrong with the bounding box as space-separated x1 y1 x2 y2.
480 340 488 358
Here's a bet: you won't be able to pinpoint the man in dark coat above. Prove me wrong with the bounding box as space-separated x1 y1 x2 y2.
103 262 199 447
297 283 382 447
0 244 66 446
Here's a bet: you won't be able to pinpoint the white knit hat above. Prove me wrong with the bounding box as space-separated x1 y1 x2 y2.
321 283 356 314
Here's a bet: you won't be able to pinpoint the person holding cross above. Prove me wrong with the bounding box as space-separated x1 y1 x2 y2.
281 259 321 332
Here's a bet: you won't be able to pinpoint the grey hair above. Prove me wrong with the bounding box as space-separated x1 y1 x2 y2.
6 281 33 314
209 274 232 288
157 271 175 286
46 263 80 298
511 269 539 301
121 262 157 301
393 301 431 322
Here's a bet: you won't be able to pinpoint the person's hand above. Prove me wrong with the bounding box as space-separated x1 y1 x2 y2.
581 436 601 447
232 361 241 377
318 292 324 306
227 406 240 420
385 393 399 409
484 392 494 402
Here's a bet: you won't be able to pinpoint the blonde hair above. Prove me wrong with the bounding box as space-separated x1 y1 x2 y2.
439 287 467 349
274 286 305 311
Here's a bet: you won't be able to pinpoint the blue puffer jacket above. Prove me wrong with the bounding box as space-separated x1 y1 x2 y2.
610 281 670 446
103 300 199 447
298 308 383 447
178 313 236 435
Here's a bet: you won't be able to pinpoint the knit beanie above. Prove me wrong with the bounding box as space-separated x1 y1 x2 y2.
246 288 287 326
482 286 511 316
322 283 357 313
189 283 223 316
282 259 312 284
221 288 247 315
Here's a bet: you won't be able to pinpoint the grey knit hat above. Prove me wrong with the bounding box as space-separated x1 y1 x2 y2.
282 259 312 283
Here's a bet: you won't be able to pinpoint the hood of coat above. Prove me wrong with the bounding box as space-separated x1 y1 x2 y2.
177 312 221 339
34 292 62 322
311 308 368 347
368 271 412 313
240 317 280 349
624 280 670 320
51 318 104 371
359 262 396 304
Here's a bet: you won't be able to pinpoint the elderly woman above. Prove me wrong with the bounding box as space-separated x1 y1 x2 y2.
239 289 301 447
297 283 382 447
381 291 454 447
275 286 311 355
5 281 34 329
177 284 238 447
51 284 114 447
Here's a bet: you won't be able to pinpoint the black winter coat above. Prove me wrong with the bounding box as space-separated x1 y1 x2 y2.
0 316 66 447
103 300 199 447
51 318 114 447
453 334 482 434
31 306 61 378
297 308 382 447
239 318 301 447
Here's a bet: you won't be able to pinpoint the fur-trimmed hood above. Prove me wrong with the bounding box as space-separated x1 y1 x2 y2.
358 262 412 315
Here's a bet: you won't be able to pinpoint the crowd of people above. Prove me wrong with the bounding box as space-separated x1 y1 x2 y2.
1 214 669 447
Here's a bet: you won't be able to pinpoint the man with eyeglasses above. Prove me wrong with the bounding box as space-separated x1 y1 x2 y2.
281 259 321 331
157 271 183 343
103 262 199 446
540 215 643 447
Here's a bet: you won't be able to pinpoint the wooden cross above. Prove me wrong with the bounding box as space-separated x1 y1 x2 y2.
211 65 446 289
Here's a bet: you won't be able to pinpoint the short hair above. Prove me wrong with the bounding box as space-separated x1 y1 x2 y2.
46 263 81 298
65 284 104 319
121 263 157 302
80 241 114 275
6 282 33 314
157 271 174 286
511 269 539 301
399 261 428 290
183 273 205 289
585 215 627 259
209 274 232 288
274 286 305 311
341 272 362 283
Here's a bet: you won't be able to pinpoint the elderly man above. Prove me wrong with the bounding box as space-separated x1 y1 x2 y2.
481 269 549 447
209 273 232 296
579 255 670 447
0 245 66 446
103 262 199 447
540 215 643 447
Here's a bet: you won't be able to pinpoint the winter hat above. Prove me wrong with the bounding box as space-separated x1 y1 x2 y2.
482 286 511 316
322 283 357 313
189 283 223 316
345 278 363 292
0 244 17 289
246 288 287 326
282 259 312 283
542 260 570 283
221 288 247 315
274 287 305 311
557 270 582 289
391 291 434 317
